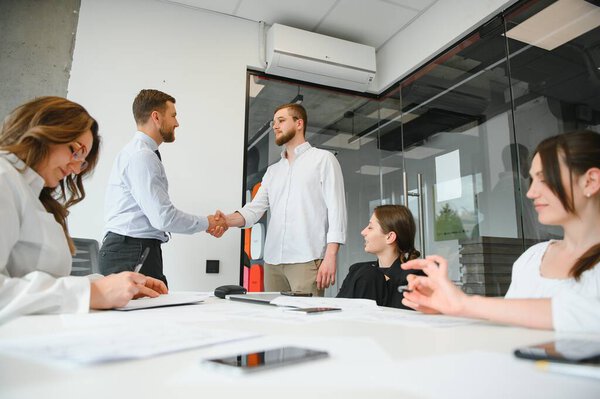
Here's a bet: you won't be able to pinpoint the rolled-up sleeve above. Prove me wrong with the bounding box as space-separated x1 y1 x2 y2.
238 176 270 229
321 153 347 244
552 290 600 333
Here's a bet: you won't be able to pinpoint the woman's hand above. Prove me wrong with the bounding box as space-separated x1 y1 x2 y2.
400 255 468 316
90 272 168 309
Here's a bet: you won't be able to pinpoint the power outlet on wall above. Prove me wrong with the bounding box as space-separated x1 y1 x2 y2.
206 260 220 274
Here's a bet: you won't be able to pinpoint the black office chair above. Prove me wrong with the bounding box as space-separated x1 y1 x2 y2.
71 238 100 276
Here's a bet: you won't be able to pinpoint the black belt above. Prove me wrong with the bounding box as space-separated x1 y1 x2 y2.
105 232 162 246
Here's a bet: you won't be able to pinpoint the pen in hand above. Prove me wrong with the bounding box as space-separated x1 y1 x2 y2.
133 247 150 274
398 285 412 293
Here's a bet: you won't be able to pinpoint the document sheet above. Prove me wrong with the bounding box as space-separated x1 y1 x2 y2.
0 322 259 365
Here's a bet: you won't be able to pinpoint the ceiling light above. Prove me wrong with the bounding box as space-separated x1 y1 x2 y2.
505 0 600 51
323 133 373 150
355 165 400 176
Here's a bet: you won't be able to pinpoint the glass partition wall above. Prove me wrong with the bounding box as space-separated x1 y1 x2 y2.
243 0 600 296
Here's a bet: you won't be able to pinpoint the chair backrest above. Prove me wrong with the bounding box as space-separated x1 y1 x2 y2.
71 238 100 276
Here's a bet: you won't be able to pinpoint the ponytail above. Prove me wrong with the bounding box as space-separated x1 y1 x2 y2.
572 243 600 280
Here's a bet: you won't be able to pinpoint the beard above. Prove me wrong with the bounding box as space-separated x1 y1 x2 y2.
275 129 295 146
160 126 175 143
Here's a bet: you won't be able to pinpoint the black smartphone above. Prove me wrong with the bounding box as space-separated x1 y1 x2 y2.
514 339 600 364
286 307 342 314
203 346 329 373
280 291 313 297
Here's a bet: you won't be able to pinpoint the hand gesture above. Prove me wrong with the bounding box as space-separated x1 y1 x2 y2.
207 209 228 238
400 255 467 316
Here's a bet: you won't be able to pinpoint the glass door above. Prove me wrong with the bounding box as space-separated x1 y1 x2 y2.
385 18 524 295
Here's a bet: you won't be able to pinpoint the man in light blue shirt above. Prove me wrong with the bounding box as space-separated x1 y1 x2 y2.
99 89 225 286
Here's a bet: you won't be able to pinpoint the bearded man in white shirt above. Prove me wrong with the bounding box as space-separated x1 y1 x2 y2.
222 103 347 296
99 89 226 286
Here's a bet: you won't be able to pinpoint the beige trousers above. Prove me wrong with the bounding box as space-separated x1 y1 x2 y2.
264 259 324 297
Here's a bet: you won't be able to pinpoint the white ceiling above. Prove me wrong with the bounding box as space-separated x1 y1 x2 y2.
161 0 438 50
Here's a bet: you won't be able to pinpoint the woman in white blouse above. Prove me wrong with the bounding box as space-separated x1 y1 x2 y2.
0 96 167 323
401 130 600 332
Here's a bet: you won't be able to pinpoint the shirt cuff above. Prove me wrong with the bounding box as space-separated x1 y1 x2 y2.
198 215 209 232
62 276 91 314
327 231 346 244
236 208 254 229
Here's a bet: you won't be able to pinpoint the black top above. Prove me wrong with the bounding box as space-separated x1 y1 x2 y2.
336 257 424 310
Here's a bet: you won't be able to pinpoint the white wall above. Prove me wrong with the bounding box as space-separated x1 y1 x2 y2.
374 0 517 92
66 0 518 291
68 0 262 290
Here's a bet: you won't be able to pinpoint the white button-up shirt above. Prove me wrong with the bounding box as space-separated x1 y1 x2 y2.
238 142 347 264
0 152 90 323
103 132 208 241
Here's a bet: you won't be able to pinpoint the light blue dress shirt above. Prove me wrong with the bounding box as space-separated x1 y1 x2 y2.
103 132 208 241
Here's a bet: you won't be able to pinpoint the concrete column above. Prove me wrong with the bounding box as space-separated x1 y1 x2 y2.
0 0 81 120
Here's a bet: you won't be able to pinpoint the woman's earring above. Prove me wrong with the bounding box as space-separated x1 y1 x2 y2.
586 192 591 198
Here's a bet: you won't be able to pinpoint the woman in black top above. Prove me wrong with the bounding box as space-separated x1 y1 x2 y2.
336 205 422 309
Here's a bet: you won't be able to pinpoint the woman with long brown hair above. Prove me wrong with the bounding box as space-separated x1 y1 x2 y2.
0 97 167 323
337 205 422 309
401 130 600 332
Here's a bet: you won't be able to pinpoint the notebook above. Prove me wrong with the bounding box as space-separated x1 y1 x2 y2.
226 292 282 305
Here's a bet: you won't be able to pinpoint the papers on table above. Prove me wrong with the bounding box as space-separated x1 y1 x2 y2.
269 296 473 327
0 322 259 365
114 292 208 311
271 296 378 310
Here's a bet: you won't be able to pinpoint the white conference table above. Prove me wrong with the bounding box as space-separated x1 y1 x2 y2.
0 295 598 399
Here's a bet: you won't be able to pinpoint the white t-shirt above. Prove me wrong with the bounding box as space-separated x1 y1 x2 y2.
505 241 600 332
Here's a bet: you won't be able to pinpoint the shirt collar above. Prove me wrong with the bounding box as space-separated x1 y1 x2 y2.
135 131 159 152
281 141 312 159
377 256 402 269
0 151 46 195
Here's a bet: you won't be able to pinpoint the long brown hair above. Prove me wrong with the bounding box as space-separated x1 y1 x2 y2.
0 96 100 254
534 130 600 279
374 205 421 263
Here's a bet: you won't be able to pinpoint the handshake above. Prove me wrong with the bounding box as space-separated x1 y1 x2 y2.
207 210 228 238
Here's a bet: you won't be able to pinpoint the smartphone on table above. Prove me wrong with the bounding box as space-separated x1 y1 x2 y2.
514 339 600 364
203 346 329 373
286 307 342 314
280 291 313 297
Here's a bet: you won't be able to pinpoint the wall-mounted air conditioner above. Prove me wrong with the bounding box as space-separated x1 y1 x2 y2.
265 24 376 92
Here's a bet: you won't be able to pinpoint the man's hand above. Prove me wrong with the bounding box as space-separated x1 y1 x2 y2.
207 210 228 237
316 243 339 290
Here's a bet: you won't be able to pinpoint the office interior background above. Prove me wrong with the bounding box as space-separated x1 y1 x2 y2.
1 0 599 294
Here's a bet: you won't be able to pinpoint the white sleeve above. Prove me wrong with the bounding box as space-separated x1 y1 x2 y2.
237 170 271 228
0 272 90 324
504 242 547 299
552 290 600 333
126 151 208 233
321 153 347 244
